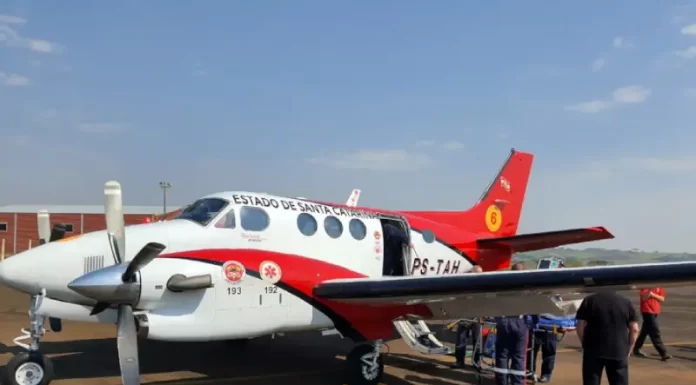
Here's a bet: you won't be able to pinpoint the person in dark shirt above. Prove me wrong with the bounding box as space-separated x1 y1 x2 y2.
382 223 412 276
575 291 640 385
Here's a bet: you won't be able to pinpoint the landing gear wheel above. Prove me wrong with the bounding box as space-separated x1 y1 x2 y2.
346 344 384 385
4 352 53 385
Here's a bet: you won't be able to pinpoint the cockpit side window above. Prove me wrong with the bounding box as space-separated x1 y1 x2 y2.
175 198 229 227
214 209 236 229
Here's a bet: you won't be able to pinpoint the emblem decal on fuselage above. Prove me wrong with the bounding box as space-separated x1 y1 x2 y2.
259 261 281 284
222 261 246 284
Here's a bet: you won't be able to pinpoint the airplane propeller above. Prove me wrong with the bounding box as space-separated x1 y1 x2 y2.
36 210 68 332
67 181 166 385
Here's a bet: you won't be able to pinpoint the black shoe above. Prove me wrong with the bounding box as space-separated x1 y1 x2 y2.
633 350 647 357
450 363 465 369
661 354 672 361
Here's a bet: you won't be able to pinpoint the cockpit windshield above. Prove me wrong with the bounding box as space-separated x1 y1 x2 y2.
175 198 229 226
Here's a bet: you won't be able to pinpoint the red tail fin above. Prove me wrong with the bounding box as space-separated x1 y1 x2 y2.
414 149 534 237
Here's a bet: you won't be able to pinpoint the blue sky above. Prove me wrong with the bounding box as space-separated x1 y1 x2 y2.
1 1 696 252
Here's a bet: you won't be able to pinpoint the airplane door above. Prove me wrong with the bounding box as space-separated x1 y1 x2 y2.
379 215 412 277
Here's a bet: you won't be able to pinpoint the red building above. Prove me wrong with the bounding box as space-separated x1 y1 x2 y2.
0 205 181 255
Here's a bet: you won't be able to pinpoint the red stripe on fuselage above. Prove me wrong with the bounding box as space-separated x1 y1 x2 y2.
160 248 433 341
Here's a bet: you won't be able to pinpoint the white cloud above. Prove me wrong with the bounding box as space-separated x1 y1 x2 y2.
0 14 25 24
442 141 463 151
626 155 696 174
307 149 432 171
675 46 696 59
564 100 613 114
591 58 605 72
611 85 651 104
0 72 30 86
415 140 436 147
0 24 62 54
564 85 651 113
77 122 129 134
682 24 696 35
612 36 634 49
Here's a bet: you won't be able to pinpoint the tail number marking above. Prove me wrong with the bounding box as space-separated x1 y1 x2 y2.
410 257 460 275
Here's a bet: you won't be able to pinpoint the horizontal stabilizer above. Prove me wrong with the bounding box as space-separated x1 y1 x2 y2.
475 227 614 253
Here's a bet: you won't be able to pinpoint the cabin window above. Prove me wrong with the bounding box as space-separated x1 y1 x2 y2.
348 219 366 240
0 223 7 232
240 206 270 231
297 213 317 236
214 209 236 229
422 229 435 243
64 224 74 233
324 216 343 239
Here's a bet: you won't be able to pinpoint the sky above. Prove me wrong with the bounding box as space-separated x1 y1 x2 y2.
1 1 696 253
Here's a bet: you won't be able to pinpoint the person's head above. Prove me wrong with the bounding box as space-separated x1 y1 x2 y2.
470 266 483 273
511 263 525 271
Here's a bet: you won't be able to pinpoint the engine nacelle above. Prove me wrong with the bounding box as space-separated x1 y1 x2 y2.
35 297 118 324
136 312 215 341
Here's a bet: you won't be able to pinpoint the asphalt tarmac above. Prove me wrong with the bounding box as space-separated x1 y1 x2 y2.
0 285 694 385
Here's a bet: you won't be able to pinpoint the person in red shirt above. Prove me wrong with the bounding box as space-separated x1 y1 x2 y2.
633 287 671 360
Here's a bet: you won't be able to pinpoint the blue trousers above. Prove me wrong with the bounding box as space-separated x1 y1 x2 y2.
527 330 557 377
494 317 529 385
454 323 480 365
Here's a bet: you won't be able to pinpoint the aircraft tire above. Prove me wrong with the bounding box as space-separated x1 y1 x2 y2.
346 344 383 385
4 351 54 385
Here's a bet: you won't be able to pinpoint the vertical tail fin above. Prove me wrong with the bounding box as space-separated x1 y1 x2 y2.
465 149 534 236
413 149 534 237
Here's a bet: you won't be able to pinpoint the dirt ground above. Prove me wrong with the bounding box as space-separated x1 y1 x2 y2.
0 285 695 385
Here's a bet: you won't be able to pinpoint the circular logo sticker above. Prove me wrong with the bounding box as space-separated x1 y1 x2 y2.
374 231 381 240
222 261 246 284
485 205 502 232
259 261 282 284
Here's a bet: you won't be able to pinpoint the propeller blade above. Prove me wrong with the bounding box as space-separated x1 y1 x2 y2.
37 210 51 245
105 181 126 263
90 302 110 316
49 224 67 242
122 242 166 282
108 232 123 265
116 304 140 385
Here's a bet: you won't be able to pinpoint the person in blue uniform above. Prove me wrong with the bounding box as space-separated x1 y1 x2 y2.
382 222 412 276
527 314 557 383
494 263 529 385
450 265 484 368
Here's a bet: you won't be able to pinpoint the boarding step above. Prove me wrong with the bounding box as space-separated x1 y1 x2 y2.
393 319 452 355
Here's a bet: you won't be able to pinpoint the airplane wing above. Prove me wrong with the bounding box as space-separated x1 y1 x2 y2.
313 262 696 320
346 189 361 207
475 227 613 253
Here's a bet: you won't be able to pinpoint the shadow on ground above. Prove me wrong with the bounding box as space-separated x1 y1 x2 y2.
0 333 409 385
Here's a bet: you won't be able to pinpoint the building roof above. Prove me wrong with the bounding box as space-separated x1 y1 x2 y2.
0 205 182 215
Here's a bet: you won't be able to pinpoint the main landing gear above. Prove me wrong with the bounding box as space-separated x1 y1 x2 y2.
5 290 54 385
346 340 385 385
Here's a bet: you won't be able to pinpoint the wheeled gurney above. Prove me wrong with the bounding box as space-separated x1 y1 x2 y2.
450 314 577 384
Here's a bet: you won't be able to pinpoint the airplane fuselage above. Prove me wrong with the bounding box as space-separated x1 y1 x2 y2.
1 191 479 342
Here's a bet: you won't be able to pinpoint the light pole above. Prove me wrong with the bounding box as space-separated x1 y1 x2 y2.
159 182 171 215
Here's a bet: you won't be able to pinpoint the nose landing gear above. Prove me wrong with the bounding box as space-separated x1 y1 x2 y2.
346 340 385 385
4 290 54 385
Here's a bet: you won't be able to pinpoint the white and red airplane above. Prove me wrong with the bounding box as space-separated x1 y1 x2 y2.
2 148 696 385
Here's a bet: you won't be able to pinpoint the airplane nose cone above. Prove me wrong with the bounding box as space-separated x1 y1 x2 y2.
0 253 41 294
